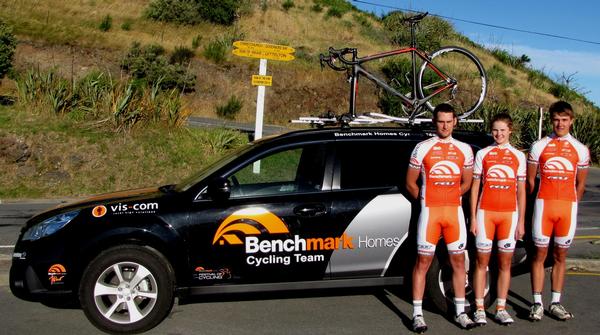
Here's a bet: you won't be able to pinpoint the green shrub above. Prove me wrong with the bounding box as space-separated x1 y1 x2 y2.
548 82 579 101
282 0 295 11
121 42 196 91
314 0 355 17
0 19 17 80
191 34 202 49
145 0 203 25
383 11 454 52
527 69 551 91
203 40 228 64
121 20 132 31
170 45 195 65
486 64 515 88
99 14 112 32
216 95 242 120
145 0 240 25
311 4 323 12
325 6 344 18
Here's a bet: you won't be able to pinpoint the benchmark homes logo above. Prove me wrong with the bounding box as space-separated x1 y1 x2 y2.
212 207 289 246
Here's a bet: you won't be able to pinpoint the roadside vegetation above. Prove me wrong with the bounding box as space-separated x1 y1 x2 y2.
0 0 598 198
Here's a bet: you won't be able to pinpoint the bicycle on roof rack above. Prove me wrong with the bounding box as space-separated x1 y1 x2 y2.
293 12 487 127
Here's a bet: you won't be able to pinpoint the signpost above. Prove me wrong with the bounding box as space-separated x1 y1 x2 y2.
232 41 294 173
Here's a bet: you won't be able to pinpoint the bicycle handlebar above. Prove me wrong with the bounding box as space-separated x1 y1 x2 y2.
319 47 358 71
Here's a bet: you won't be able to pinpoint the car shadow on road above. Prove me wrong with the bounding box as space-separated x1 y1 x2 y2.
508 289 532 320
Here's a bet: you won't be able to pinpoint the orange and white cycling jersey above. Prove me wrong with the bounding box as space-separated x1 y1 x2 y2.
474 143 526 212
529 133 590 248
528 133 590 202
409 136 474 207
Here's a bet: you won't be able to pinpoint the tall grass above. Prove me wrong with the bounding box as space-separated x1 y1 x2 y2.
14 67 188 131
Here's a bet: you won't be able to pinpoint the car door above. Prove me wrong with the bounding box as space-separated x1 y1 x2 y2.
327 139 416 278
185 141 340 284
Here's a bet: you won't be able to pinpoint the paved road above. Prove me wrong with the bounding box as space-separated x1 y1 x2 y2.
0 272 598 334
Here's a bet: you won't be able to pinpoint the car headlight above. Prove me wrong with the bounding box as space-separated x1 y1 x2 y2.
22 210 80 241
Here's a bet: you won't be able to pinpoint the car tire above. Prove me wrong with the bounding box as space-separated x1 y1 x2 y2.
79 245 175 334
425 247 491 315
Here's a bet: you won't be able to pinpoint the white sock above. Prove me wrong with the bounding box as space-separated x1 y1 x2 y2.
551 291 561 304
413 300 423 317
496 298 506 310
533 292 543 305
475 298 485 310
455 297 466 316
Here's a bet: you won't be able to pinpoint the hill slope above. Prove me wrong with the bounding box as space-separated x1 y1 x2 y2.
0 0 598 198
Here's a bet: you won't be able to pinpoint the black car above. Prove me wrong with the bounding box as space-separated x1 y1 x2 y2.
10 126 528 333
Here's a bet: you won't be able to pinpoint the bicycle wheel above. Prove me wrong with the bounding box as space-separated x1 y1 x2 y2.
417 46 487 119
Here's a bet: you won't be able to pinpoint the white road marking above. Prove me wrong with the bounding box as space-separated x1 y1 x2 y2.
0 246 15 248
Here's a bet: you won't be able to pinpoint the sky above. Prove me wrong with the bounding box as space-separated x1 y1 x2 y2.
351 0 600 107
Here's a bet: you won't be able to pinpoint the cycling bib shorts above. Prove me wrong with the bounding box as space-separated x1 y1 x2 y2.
417 203 467 255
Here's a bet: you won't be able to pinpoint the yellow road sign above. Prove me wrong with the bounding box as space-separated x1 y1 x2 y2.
252 75 273 86
233 48 295 61
233 41 295 54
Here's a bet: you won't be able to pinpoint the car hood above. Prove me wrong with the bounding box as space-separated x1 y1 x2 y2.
28 187 164 224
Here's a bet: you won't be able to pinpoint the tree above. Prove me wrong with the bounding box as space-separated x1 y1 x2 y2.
0 19 17 82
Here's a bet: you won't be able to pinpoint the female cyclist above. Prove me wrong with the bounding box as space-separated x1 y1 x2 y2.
470 112 526 325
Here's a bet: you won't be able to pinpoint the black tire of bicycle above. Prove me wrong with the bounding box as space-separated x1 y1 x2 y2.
417 46 487 119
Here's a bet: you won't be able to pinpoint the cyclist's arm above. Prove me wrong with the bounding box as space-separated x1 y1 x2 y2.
469 177 481 235
526 163 538 195
460 168 473 195
406 167 421 200
516 180 526 240
576 168 589 201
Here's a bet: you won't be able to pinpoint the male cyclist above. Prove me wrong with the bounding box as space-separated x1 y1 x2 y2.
527 101 590 321
406 103 475 333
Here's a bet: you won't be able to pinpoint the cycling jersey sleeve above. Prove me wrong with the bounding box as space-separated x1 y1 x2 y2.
473 149 485 179
409 141 427 170
516 150 527 181
576 143 591 169
528 138 545 165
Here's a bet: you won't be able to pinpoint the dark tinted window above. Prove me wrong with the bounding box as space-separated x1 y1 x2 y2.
337 140 415 189
228 143 328 198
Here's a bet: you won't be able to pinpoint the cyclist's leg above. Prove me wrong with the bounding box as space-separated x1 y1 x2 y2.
495 211 517 304
551 200 577 295
474 208 494 309
443 206 468 301
413 204 440 301
531 199 553 307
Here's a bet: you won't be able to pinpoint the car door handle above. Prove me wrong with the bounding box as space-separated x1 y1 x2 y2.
294 204 327 217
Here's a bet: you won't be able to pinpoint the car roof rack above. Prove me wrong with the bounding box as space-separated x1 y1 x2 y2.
290 112 484 127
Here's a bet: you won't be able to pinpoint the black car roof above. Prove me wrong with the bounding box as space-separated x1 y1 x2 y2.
262 126 492 147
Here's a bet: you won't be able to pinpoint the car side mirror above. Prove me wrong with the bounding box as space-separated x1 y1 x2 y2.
207 177 231 202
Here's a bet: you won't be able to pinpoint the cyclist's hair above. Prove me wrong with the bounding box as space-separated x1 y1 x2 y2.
549 100 574 119
432 103 457 120
491 112 513 130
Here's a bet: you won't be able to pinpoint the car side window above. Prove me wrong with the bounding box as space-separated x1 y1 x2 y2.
228 144 327 198
337 140 414 190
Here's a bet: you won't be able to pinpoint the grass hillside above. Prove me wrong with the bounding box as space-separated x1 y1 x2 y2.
0 0 598 199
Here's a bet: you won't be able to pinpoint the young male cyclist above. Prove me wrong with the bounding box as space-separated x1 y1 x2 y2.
406 103 475 333
527 100 590 321
470 113 526 326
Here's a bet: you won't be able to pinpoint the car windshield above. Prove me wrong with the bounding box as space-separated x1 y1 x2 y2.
174 142 255 192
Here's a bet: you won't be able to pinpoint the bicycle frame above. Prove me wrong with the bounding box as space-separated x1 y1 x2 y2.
326 15 457 121
346 48 455 121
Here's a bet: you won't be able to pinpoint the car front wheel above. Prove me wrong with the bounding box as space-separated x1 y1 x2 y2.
79 245 175 334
